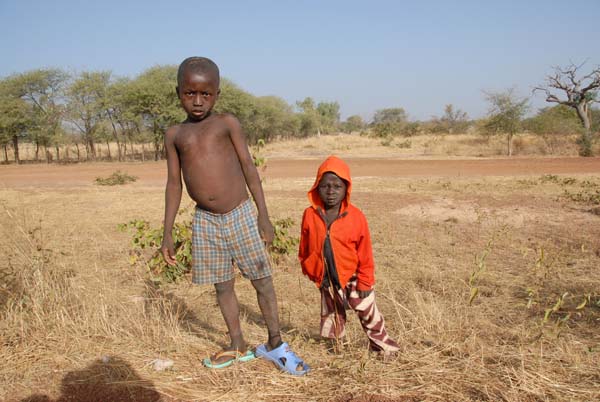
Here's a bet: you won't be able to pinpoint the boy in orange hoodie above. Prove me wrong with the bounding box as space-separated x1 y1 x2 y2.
298 155 400 354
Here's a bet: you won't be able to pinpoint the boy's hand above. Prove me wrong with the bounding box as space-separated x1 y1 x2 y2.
357 289 373 299
257 215 275 246
161 236 177 266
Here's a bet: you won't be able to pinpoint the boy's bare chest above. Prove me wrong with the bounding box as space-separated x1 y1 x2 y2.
175 123 230 154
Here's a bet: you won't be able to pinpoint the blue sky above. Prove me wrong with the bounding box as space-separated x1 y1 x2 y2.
1 0 599 121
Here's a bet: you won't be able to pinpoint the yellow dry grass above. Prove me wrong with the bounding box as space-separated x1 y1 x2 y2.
2 131 590 164
1 135 599 401
262 132 585 159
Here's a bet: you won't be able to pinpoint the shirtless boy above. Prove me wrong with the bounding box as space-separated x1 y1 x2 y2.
160 57 308 375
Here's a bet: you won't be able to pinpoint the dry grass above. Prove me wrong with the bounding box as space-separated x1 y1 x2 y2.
1 132 594 164
263 132 586 159
1 135 600 401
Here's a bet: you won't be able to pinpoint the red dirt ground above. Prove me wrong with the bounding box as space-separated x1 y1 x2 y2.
1 157 599 188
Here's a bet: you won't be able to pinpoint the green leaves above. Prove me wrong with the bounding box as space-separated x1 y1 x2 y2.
120 215 298 283
269 217 299 264
94 170 137 186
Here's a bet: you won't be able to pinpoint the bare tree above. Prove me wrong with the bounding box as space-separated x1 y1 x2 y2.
534 62 600 156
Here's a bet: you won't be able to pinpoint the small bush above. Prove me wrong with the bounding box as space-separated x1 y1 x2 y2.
270 217 299 263
396 139 412 149
120 214 298 282
95 170 138 186
380 137 393 147
539 174 577 186
562 188 600 205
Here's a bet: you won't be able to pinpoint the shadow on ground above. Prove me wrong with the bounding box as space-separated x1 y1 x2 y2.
20 356 162 402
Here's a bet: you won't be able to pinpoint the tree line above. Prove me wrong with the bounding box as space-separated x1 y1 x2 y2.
0 66 341 164
0 62 598 163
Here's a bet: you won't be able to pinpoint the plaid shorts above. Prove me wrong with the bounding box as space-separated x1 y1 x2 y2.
191 198 272 285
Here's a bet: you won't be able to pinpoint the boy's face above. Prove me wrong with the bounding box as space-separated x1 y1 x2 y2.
318 172 347 210
177 69 219 121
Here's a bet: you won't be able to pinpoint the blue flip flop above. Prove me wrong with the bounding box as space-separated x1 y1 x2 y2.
255 342 310 376
202 349 256 369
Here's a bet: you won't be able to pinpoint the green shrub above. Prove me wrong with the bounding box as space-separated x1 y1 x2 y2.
119 214 298 282
95 170 138 186
270 217 299 263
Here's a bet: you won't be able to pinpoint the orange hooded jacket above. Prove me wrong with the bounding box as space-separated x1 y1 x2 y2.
298 156 375 291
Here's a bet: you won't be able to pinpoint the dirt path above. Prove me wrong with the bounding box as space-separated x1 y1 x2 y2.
1 157 599 188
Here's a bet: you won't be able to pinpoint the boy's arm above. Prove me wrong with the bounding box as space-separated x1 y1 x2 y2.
160 126 182 266
226 114 274 244
298 209 309 262
355 214 376 297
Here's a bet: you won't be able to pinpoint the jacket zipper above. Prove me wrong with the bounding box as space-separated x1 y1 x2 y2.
317 208 348 286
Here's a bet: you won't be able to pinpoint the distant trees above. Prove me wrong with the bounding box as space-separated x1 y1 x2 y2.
439 104 469 134
534 63 600 156
483 88 529 156
0 76 31 163
341 115 365 133
523 105 580 154
0 69 69 164
66 71 111 160
4 60 600 164
0 65 349 164
372 107 407 125
295 97 340 137
16 69 68 162
126 66 183 160
250 96 299 142
371 107 409 137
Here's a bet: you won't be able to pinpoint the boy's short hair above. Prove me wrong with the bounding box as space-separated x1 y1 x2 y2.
177 57 220 87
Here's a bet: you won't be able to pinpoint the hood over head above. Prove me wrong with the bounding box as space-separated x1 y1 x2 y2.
308 155 352 210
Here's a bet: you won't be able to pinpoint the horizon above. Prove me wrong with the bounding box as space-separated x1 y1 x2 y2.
1 0 599 121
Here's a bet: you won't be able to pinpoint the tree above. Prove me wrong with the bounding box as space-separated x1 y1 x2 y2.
483 88 529 156
534 62 600 156
14 69 68 162
295 97 320 137
341 115 365 133
66 71 112 160
214 78 259 143
106 77 147 160
316 101 340 134
371 107 409 138
104 77 133 161
0 76 32 163
439 104 469 134
523 105 581 154
126 65 183 160
372 108 407 124
245 96 297 143
591 107 600 133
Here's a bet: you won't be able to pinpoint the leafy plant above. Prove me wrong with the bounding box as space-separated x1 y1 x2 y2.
396 139 412 149
119 213 298 282
543 292 568 324
118 212 191 283
251 138 266 169
468 237 494 305
269 217 299 263
95 170 138 186
561 188 600 205
379 137 393 147
523 243 600 333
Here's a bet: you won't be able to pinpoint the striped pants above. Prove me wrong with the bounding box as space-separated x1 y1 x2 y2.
320 276 400 353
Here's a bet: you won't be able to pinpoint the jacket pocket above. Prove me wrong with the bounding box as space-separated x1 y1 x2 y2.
300 252 323 283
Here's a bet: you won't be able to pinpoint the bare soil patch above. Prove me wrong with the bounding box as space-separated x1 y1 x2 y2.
1 157 599 188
